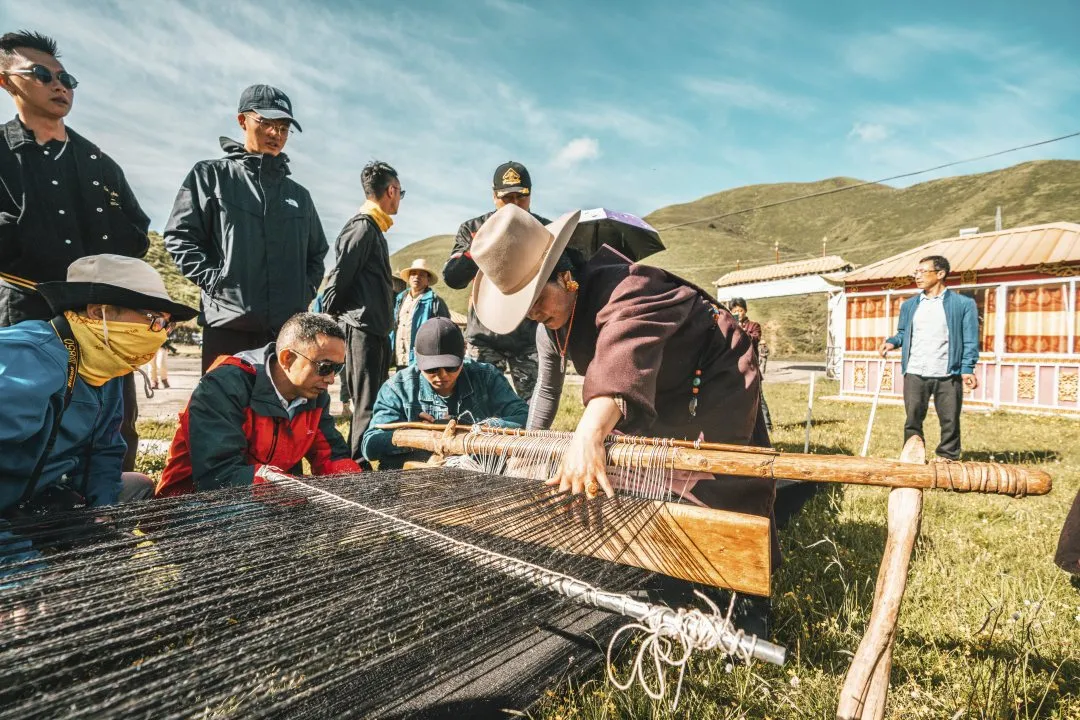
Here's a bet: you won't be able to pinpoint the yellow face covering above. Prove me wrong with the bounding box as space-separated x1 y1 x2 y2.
360 199 394 233
64 310 166 387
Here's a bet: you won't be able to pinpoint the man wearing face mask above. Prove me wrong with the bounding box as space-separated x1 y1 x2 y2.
156 312 359 496
165 84 328 373
0 255 196 569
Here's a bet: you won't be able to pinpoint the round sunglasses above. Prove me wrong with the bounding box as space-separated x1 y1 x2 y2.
6 64 79 90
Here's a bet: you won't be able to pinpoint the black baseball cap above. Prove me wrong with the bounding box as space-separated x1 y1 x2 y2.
414 317 465 371
493 161 531 197
237 84 302 132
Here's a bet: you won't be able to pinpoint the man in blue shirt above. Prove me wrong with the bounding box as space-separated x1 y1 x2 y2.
880 255 979 460
363 317 528 468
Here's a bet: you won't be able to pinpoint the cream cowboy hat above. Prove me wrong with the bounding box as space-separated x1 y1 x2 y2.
471 204 580 335
398 258 439 286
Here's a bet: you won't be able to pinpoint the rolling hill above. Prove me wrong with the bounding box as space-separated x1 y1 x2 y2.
390 160 1080 355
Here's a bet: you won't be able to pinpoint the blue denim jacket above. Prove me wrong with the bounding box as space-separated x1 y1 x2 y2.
885 289 980 376
362 360 529 462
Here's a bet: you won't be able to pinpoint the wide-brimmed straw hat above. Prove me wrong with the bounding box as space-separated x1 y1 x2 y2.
36 254 199 321
399 258 439 285
471 205 580 334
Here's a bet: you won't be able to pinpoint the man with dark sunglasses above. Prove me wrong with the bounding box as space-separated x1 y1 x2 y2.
164 84 327 375
157 312 359 496
362 318 528 469
0 30 153 475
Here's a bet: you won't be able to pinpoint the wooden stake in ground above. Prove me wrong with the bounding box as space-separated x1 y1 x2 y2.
804 371 816 453
837 434 926 719
860 358 888 457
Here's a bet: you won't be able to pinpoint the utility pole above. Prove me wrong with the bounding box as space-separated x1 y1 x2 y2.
995 206 1002 231
774 240 780 264
822 236 828 258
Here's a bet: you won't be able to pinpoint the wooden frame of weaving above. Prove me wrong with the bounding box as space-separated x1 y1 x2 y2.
385 422 1052 717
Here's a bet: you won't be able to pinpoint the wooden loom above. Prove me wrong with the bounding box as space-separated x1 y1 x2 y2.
384 422 1053 720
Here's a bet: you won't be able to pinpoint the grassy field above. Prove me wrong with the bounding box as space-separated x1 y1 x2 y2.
134 379 1079 719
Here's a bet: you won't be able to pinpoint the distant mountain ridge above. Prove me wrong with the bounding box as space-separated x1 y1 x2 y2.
388 160 1080 355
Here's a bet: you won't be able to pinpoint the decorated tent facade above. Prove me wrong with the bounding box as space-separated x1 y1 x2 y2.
839 222 1080 414
714 255 853 376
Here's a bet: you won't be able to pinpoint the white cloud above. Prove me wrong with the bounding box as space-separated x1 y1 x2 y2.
551 137 600 169
848 122 889 143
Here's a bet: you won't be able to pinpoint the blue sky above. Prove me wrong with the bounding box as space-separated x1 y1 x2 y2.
3 0 1079 253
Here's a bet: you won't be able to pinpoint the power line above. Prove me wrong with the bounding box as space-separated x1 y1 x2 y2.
655 129 1080 234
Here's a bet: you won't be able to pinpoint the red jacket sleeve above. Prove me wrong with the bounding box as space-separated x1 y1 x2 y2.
306 395 360 475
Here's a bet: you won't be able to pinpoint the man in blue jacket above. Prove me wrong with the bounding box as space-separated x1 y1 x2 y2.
880 255 979 460
390 258 451 368
0 254 197 574
363 318 528 468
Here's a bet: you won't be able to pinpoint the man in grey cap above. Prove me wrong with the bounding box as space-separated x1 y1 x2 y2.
165 84 328 372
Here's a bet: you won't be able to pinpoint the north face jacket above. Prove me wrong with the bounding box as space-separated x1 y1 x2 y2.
442 210 549 354
156 343 358 496
164 138 328 333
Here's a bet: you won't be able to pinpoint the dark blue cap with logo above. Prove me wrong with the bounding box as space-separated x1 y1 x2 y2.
237 84 302 132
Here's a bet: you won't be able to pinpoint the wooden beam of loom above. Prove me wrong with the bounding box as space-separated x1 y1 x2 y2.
425 495 772 597
382 424 1051 497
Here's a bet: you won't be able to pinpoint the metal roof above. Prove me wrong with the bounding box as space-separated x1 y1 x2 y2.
843 222 1080 285
714 255 853 288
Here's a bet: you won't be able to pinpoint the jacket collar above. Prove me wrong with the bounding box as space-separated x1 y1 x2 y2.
416 362 476 406
219 136 291 177
4 116 95 153
237 343 317 418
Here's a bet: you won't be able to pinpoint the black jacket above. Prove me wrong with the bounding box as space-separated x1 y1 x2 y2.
0 117 150 325
443 210 549 353
322 212 394 336
164 138 328 333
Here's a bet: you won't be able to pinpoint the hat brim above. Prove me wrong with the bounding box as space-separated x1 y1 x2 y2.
473 210 580 335
415 352 464 372
252 108 303 132
399 267 439 285
495 187 530 197
36 282 199 322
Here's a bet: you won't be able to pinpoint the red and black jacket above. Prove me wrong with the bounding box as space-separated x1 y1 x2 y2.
156 344 358 497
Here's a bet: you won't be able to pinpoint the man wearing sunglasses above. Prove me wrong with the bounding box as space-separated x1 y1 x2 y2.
164 84 328 374
362 318 528 469
1 30 155 478
156 312 359 496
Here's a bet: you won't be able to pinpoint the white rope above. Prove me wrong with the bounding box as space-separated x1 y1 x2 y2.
606 591 759 709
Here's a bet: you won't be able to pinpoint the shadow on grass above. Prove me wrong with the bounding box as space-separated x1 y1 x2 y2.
771 418 843 431
962 449 1060 465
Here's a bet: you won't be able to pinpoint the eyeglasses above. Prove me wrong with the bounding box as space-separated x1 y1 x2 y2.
6 64 78 90
291 349 345 377
247 113 293 136
143 312 171 333
422 365 461 374
391 185 407 198
912 268 941 276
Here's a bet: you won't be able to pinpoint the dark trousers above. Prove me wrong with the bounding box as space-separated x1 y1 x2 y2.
345 326 391 461
121 373 139 472
903 373 963 460
201 326 275 373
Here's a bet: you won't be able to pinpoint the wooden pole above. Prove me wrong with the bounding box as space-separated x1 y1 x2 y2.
385 425 1051 496
837 435 925 719
804 371 816 453
861 359 887 457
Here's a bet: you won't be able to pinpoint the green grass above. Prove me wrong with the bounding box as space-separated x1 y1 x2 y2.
133 379 1080 718
390 159 1080 357
532 380 1080 719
